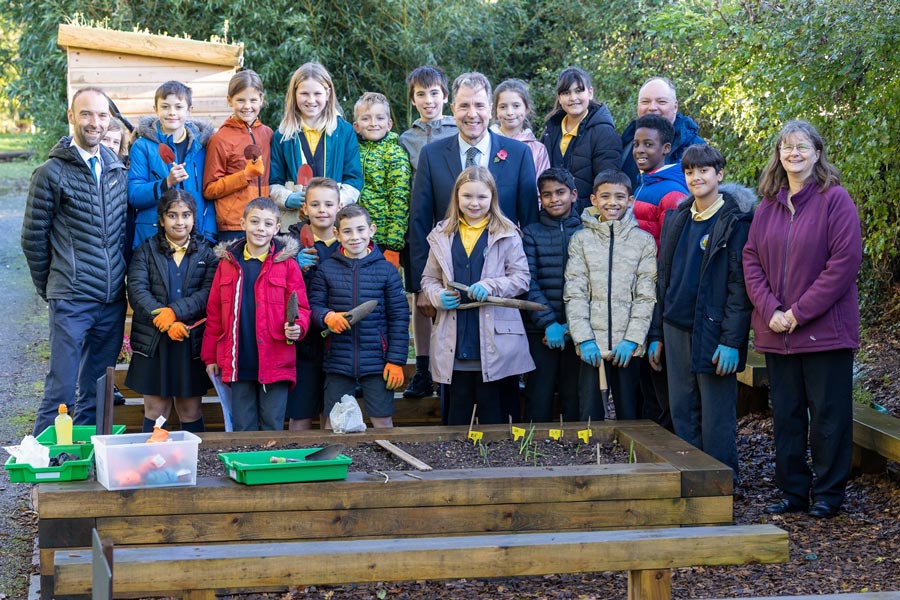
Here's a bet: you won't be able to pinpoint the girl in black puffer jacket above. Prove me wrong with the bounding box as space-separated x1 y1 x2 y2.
126 190 218 432
541 67 621 214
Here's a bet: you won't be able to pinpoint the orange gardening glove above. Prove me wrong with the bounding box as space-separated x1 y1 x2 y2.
383 249 400 269
243 158 264 179
167 322 189 341
383 363 405 390
324 311 351 334
151 307 177 332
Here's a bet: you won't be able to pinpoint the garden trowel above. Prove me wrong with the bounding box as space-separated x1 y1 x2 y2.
321 299 378 338
286 291 299 345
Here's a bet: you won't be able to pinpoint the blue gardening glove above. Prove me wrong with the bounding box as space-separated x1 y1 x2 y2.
579 341 602 367
712 344 740 375
610 340 638 367
296 247 318 269
439 289 461 310
284 190 305 209
467 282 489 302
544 322 567 350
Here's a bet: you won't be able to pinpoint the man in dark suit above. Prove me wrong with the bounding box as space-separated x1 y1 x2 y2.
409 71 538 303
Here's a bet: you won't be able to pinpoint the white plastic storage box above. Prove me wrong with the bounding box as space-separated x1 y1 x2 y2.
90 431 201 491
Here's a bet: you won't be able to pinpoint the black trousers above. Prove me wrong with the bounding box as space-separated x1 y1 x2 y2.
766 349 853 507
523 333 602 422
442 371 518 426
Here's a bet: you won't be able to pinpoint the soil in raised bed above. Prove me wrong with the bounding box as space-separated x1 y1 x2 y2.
198 437 631 478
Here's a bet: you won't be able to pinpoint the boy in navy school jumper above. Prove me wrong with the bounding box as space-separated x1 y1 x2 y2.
522 168 602 422
308 204 410 428
648 144 755 485
631 113 689 244
202 197 310 431
286 178 342 430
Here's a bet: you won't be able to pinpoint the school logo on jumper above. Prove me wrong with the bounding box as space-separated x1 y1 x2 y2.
699 233 709 251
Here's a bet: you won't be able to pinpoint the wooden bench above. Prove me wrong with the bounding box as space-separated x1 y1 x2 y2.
852 403 900 472
710 594 900 599
54 524 788 599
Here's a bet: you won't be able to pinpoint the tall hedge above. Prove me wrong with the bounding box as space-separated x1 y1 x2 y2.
6 0 899 301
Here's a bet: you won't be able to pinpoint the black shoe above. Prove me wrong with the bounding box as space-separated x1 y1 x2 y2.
403 370 434 398
113 386 126 406
809 500 840 519
765 499 808 514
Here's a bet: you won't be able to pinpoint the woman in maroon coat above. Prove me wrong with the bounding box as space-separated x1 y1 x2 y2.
742 120 862 519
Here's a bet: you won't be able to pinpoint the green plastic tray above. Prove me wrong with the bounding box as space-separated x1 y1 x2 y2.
36 425 126 445
5 444 94 483
218 448 352 485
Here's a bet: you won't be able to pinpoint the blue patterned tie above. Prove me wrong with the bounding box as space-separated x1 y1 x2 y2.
465 146 480 168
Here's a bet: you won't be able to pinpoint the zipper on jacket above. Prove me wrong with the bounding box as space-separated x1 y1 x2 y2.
779 212 795 354
229 252 243 379
352 261 360 378
607 223 615 351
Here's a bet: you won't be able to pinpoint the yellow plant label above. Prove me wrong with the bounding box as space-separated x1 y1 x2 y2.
549 428 562 440
511 426 526 441
577 429 592 443
468 430 483 444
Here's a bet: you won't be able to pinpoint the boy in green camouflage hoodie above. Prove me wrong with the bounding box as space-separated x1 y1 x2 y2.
353 92 411 268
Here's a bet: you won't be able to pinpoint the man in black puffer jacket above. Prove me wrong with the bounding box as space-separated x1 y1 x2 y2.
21 88 129 434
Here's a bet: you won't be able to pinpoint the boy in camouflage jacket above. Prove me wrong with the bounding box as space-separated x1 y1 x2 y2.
353 92 411 268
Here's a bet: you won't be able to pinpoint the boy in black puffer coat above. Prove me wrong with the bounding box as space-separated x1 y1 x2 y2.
522 168 602 422
308 204 410 428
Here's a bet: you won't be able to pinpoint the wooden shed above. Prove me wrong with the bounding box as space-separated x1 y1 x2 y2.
57 23 244 130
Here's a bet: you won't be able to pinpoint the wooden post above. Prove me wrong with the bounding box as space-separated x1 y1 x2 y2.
95 366 115 436
91 528 112 600
627 568 672 600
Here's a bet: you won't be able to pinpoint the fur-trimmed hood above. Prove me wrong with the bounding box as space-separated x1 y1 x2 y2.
677 182 758 214
133 116 214 148
214 234 300 263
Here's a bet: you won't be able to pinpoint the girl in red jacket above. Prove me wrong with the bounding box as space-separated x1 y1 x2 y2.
203 70 274 242
201 197 310 431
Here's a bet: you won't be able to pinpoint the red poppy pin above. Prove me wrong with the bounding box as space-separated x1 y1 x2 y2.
494 149 508 163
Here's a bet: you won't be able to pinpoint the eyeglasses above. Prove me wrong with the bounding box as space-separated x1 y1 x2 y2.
779 143 814 154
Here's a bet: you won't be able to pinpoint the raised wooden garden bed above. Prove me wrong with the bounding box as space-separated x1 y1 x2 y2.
35 421 734 598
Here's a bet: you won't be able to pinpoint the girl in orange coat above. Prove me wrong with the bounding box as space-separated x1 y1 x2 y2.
204 70 274 242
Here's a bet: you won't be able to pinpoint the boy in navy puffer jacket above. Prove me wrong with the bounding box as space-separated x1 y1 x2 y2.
308 204 409 428
522 169 602 422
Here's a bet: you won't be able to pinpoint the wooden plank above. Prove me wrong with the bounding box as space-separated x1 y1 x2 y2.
93 496 730 545
53 525 789 595
621 422 734 497
374 439 433 471
58 24 243 67
38 517 95 549
711 595 900 600
853 403 900 463
69 65 233 87
36 463 681 519
628 569 671 600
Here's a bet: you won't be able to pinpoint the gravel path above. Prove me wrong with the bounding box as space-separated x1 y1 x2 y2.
0 177 46 598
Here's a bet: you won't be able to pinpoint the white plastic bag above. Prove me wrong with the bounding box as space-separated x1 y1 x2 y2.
4 435 50 468
329 394 367 433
